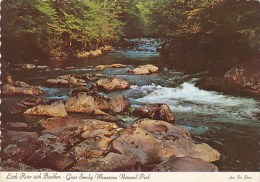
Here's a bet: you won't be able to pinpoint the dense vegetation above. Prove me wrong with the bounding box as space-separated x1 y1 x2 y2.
1 0 260 62
1 0 146 61
149 0 260 60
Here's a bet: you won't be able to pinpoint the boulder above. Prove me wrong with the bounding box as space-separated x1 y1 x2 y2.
22 119 120 171
65 92 110 115
24 100 67 117
95 64 127 69
100 45 115 53
134 104 175 122
39 117 121 152
111 126 162 165
65 92 130 114
96 77 130 92
39 117 82 134
39 117 120 138
73 74 98 81
90 49 102 57
46 74 87 87
72 152 134 171
2 84 43 96
133 119 190 139
110 95 131 113
12 96 43 114
152 157 218 172
131 64 159 75
46 78 69 86
112 119 220 165
77 51 91 58
196 76 260 98
160 138 220 162
224 52 260 97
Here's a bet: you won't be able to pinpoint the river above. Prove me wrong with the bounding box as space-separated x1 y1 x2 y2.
2 38 260 171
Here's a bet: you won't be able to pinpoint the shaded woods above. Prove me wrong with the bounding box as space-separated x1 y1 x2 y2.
2 0 260 63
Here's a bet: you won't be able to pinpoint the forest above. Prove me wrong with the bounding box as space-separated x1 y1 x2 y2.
2 0 260 62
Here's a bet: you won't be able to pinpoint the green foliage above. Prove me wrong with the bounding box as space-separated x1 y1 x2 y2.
1 0 125 61
149 0 260 57
2 0 259 62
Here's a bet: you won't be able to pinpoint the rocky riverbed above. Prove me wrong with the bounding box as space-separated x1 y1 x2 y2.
1 38 260 171
1 66 220 172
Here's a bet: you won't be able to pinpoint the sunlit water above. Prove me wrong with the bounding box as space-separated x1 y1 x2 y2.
3 38 260 171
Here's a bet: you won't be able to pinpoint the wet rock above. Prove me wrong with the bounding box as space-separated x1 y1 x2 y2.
112 126 162 165
90 49 102 57
152 157 218 172
46 74 87 87
65 92 109 115
133 119 190 139
96 77 130 92
72 136 113 158
12 96 43 114
95 64 127 69
100 45 115 53
65 92 130 114
110 95 131 113
39 117 120 138
224 52 260 97
134 104 175 122
39 117 82 134
24 100 67 117
160 138 220 162
72 152 134 171
73 74 99 81
2 84 43 96
46 78 69 86
131 64 159 75
112 119 220 165
13 81 31 88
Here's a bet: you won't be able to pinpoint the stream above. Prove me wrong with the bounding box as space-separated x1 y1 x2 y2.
2 38 260 171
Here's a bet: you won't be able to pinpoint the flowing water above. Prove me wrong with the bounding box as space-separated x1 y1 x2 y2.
3 38 260 171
